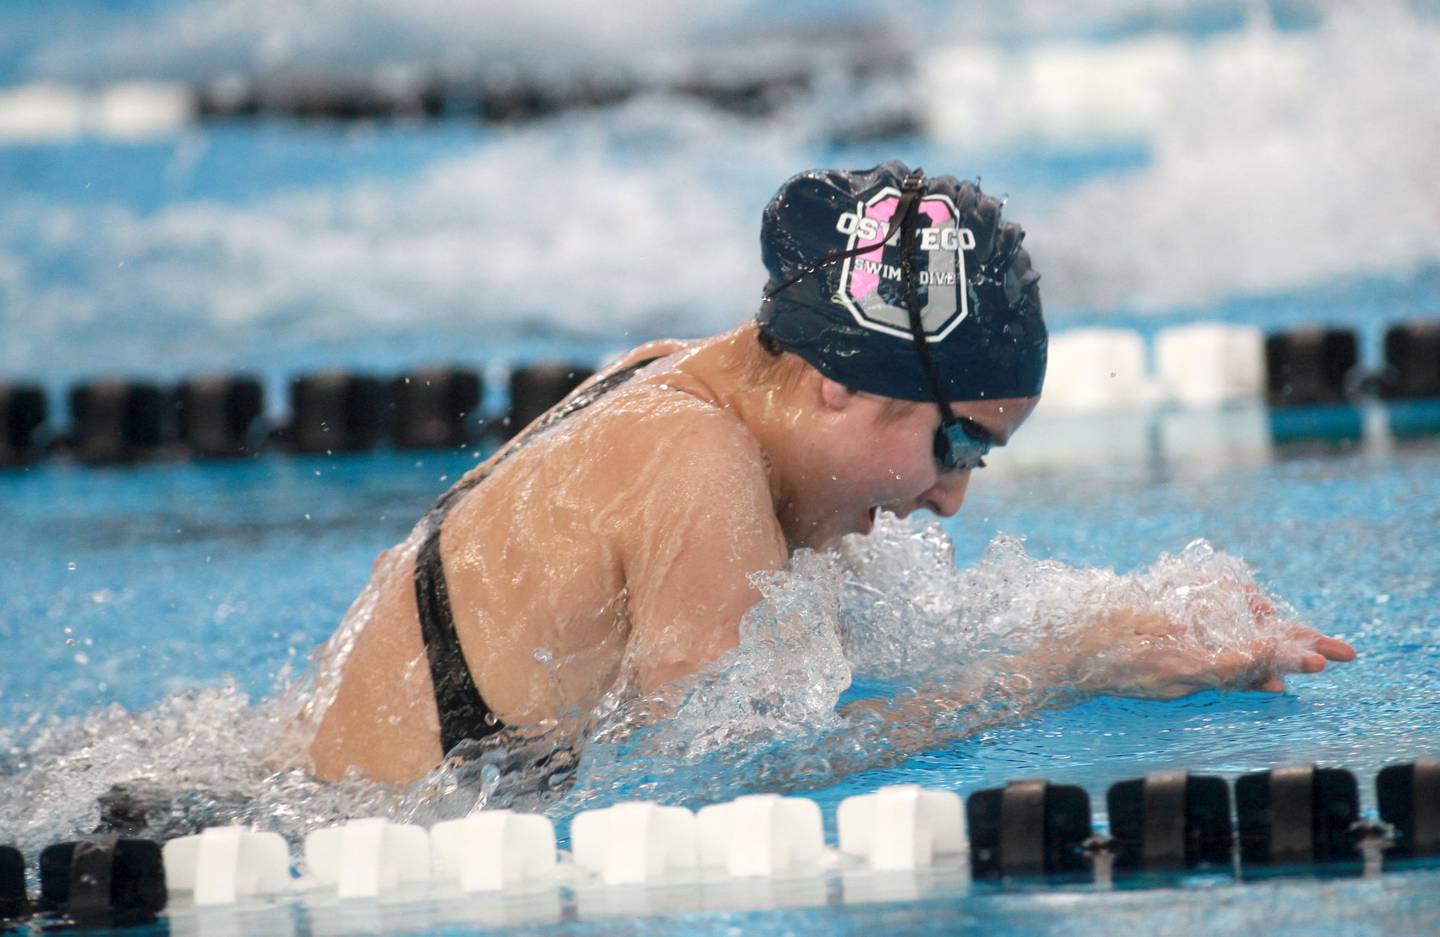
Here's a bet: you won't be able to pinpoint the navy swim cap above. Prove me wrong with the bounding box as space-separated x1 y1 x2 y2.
756 161 1046 402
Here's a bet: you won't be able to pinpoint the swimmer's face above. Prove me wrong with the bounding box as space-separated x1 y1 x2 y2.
791 385 1039 549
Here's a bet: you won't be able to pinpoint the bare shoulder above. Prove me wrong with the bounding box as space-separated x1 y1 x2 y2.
568 384 779 546
603 384 768 487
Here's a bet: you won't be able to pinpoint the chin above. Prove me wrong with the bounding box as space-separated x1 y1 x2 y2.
797 507 879 552
835 507 878 546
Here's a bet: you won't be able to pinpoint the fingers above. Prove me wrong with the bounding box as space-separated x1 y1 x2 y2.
1313 635 1357 661
1285 626 1357 662
1240 632 1352 692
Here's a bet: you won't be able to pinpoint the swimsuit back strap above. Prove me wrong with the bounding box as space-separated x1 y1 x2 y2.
413 354 664 756
416 524 502 753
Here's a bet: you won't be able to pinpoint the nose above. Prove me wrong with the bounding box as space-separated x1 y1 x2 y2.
922 469 971 517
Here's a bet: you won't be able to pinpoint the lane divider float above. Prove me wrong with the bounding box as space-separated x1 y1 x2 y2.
1 319 1438 469
5 758 1440 928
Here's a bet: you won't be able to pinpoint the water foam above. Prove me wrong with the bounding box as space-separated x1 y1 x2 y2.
4 7 1438 374
1028 4 1440 309
0 512 1320 857
9 0 1336 85
17 0 759 85
0 97 796 377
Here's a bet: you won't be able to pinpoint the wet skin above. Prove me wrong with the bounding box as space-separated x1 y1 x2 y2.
304 323 1356 784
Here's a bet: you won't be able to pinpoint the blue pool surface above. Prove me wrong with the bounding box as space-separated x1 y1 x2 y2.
3 427 1439 935
3 0 1440 933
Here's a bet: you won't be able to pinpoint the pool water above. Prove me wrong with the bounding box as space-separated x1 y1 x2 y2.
3 428 1439 934
2 0 1439 933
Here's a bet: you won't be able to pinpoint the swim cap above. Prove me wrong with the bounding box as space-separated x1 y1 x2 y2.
756 161 1046 402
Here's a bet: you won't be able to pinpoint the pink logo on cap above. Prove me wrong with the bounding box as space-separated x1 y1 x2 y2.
836 188 971 342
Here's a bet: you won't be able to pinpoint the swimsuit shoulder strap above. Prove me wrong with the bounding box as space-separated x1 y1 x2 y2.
414 353 664 756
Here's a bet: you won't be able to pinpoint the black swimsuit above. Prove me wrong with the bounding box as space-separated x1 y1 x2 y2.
413 357 661 756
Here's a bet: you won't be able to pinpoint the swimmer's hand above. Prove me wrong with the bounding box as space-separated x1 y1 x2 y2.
1068 605 1356 700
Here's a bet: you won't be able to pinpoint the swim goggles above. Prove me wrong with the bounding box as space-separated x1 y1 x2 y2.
935 415 991 472
762 168 990 472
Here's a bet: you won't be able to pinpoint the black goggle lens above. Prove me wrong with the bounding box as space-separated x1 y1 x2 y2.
934 416 991 472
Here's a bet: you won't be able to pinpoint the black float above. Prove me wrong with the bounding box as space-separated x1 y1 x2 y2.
0 846 26 922
1235 764 1360 868
39 837 166 927
505 362 594 438
1264 327 1359 406
390 366 483 449
257 77 443 122
1107 771 1233 872
175 374 265 459
967 779 1093 878
1380 319 1440 400
1377 758 1440 861
0 384 47 467
67 380 169 464
285 371 388 453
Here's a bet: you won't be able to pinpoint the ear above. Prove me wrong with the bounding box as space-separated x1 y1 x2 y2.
818 377 857 411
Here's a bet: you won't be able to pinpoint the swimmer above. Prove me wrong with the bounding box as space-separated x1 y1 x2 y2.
304 162 1355 785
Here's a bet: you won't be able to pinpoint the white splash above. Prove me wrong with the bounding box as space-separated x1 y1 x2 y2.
0 97 796 376
3 6 1438 374
18 0 761 84
1025 3 1440 309
0 512 1331 858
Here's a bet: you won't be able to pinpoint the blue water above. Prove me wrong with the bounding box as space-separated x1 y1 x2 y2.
6 438 1438 792
4 436 1439 935
3 0 1440 933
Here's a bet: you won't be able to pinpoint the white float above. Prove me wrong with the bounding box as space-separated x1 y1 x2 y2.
1155 323 1265 405
570 802 698 886
1041 328 1152 411
303 818 430 899
837 785 966 870
430 810 556 892
0 84 87 142
162 826 291 906
93 82 193 140
696 794 825 877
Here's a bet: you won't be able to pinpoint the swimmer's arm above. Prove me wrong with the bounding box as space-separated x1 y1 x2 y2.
843 609 1356 737
616 407 787 695
1056 607 1355 699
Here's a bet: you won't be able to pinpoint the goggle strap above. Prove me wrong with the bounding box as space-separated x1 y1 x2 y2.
895 172 958 438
